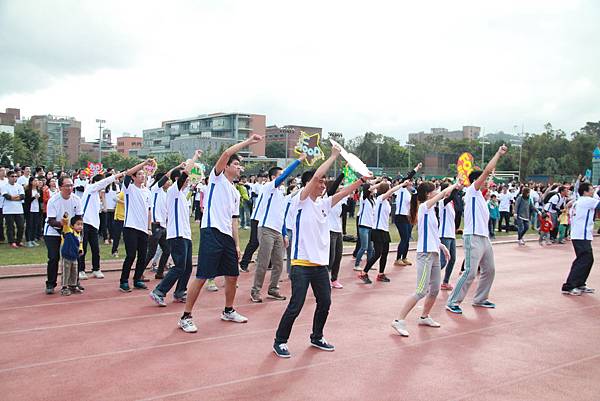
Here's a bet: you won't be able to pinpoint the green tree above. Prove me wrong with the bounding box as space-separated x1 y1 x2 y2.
0 131 14 166
14 123 47 167
265 142 286 158
157 153 186 172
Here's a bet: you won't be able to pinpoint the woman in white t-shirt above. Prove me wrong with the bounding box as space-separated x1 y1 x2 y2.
391 181 456 337
354 184 375 269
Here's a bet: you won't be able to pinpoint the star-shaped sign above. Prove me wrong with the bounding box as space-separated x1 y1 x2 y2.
294 131 325 166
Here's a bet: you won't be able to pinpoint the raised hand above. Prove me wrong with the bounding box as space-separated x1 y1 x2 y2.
248 134 263 144
498 144 508 155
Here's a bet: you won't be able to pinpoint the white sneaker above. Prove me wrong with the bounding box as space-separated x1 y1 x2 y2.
391 319 409 337
92 270 105 279
418 316 441 328
353 265 362 271
578 286 595 294
221 310 248 323
78 271 88 280
178 317 198 333
206 279 219 292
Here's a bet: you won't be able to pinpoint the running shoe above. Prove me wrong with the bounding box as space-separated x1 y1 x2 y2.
353 264 362 271
394 259 406 266
330 280 344 289
178 316 198 333
358 273 372 284
273 342 291 358
173 295 187 303
119 283 132 293
440 283 453 291
79 271 88 280
239 265 249 273
60 287 72 296
377 274 391 282
92 270 105 279
206 279 219 292
446 304 463 314
112 252 119 258
134 281 148 290
149 291 167 307
250 292 263 303
473 300 496 308
267 290 286 301
45 286 54 295
562 288 583 296
310 338 335 351
578 286 595 294
402 258 413 266
418 316 441 327
221 310 248 323
391 319 409 337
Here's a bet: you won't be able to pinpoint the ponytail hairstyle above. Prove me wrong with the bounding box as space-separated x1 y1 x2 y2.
361 183 374 205
379 182 390 195
409 181 435 225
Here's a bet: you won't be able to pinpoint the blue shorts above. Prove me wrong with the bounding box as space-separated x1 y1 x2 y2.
196 228 239 279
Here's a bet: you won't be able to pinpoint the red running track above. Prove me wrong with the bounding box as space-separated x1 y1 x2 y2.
0 240 599 401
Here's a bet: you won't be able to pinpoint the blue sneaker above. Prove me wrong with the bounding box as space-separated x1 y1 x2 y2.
473 300 496 308
310 338 335 352
273 342 291 358
119 283 132 293
446 304 463 314
134 281 148 290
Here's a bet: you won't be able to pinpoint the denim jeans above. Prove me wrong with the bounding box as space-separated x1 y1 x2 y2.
355 226 374 266
440 237 456 284
488 218 497 238
286 228 293 274
394 217 412 260
155 238 192 299
275 265 331 344
516 218 529 240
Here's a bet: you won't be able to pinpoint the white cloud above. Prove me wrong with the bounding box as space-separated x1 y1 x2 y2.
1 0 598 142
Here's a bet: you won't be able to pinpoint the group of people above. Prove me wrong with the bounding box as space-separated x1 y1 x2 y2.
1 139 597 357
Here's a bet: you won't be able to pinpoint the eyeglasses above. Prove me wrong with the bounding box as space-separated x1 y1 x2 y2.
9 175 17 178
61 184 74 188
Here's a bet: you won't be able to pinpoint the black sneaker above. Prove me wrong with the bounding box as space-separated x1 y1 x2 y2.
134 281 148 290
155 273 164 280
267 291 286 301
310 338 335 352
76 284 85 291
358 273 372 284
250 293 263 303
273 342 291 358
45 286 54 295
239 265 249 273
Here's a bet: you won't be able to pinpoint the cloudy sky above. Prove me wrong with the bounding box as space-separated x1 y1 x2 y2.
1 0 598 142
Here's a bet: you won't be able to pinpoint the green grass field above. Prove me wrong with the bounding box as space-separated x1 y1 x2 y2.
0 215 542 266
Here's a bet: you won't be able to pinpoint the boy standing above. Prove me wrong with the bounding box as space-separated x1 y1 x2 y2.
60 214 84 296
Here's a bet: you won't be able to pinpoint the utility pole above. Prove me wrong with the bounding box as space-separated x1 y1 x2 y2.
96 119 105 164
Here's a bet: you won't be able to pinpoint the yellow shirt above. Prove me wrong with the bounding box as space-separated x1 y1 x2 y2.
559 211 569 225
114 191 125 221
61 217 83 253
291 259 321 267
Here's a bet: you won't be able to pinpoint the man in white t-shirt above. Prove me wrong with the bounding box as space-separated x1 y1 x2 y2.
119 159 155 293
73 171 88 199
0 167 8 243
16 166 31 187
1 170 25 247
446 145 508 315
178 135 263 333
544 186 568 241
43 176 83 294
561 182 599 296
273 144 369 358
498 187 512 232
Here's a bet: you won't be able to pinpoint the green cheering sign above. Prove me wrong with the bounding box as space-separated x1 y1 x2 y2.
342 164 359 184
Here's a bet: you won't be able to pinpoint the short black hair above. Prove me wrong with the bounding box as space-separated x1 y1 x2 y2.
227 153 241 166
91 174 105 183
70 215 83 226
58 176 71 187
468 170 483 184
578 182 592 196
301 170 316 187
170 168 182 182
268 166 283 180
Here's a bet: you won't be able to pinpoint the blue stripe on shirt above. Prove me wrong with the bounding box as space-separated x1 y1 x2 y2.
293 209 302 259
206 183 216 227
423 213 428 252
261 193 274 227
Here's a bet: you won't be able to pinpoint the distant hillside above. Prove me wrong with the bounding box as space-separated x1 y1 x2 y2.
482 131 522 143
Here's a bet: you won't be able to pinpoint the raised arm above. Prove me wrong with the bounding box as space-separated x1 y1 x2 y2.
426 183 458 209
379 180 409 201
326 172 345 197
301 145 342 201
215 134 263 175
474 145 507 191
332 176 368 207
275 154 306 187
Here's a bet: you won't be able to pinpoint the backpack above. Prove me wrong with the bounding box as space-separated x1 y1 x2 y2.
543 190 558 205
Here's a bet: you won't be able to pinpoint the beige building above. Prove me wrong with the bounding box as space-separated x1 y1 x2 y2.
409 126 481 143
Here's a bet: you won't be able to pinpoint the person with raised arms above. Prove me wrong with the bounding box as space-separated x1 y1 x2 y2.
43 175 83 294
250 153 305 303
178 134 263 333
391 182 456 336
119 159 155 293
78 171 126 280
446 145 508 314
149 152 202 306
438 181 463 291
393 162 422 266
359 179 410 284
272 144 371 358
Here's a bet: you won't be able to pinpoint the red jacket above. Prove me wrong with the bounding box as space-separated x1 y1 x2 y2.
539 218 553 233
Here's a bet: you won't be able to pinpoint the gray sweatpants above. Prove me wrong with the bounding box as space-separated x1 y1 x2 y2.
252 226 284 295
61 258 78 287
447 234 495 306
413 252 441 300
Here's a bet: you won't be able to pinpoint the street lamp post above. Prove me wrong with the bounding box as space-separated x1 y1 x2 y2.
96 119 106 164
405 143 415 169
375 137 384 169
328 132 343 177
511 140 523 181
480 140 490 166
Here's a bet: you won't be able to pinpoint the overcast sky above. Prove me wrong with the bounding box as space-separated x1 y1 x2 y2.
1 0 598 142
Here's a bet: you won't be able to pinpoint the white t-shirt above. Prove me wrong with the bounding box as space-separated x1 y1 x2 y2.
570 196 600 240
328 195 346 233
373 195 391 232
74 177 88 198
166 184 192 240
124 178 151 233
394 187 412 215
250 183 266 221
82 175 119 229
150 184 168 228
498 193 512 212
256 181 287 233
1 182 25 214
201 168 240 238
106 188 119 210
44 193 83 236
417 202 440 253
0 178 6 208
30 189 40 213
291 193 332 265
530 189 540 208
358 198 375 228
17 175 30 187
463 183 490 237
544 193 563 214
284 192 300 233
438 199 456 239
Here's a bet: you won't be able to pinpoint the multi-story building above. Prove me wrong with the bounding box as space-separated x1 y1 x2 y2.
117 135 143 156
30 114 82 167
265 124 323 157
409 126 481 143
0 107 20 135
140 112 266 160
